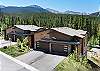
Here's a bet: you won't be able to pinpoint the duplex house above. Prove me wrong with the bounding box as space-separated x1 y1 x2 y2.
5 25 87 56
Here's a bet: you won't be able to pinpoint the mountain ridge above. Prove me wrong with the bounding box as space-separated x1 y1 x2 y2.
90 11 100 16
0 5 91 15
0 5 49 13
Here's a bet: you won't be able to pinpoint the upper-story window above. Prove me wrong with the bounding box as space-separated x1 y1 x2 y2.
24 30 30 34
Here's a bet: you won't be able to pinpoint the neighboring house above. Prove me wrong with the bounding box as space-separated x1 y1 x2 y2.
5 25 87 56
4 25 42 41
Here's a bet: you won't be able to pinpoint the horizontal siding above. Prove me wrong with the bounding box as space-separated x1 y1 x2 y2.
50 30 72 41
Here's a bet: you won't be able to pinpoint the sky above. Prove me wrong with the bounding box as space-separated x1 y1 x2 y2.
0 0 100 13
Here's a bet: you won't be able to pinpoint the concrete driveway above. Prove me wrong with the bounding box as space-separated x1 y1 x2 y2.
0 51 39 71
16 50 65 71
0 39 16 48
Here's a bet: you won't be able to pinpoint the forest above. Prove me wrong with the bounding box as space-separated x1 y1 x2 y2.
0 13 100 46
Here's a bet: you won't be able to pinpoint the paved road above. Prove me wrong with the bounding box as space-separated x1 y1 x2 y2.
0 54 36 71
0 54 23 71
0 51 39 71
16 50 65 71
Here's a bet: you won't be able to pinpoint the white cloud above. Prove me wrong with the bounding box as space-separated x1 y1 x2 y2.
99 5 100 11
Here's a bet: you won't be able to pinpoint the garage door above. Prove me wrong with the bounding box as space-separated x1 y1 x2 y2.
51 43 71 55
36 41 49 52
36 41 72 55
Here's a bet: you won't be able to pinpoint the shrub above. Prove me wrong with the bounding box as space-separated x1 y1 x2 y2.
3 46 7 49
23 37 28 47
17 38 21 48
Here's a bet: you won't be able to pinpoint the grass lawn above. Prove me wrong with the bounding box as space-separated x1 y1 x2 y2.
55 54 92 71
0 45 30 57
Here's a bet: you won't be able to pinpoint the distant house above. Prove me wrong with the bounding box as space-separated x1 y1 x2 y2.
5 25 87 56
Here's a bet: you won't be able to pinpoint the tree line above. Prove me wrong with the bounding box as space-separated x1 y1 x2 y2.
0 13 100 41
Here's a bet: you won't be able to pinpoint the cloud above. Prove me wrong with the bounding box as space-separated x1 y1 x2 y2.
99 5 100 11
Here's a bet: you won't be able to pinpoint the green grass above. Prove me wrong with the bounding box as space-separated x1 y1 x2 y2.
55 55 92 71
0 45 30 57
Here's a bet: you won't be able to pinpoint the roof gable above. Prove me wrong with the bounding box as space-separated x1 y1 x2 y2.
51 27 87 38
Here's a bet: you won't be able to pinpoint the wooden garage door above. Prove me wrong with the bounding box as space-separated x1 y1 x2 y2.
36 41 49 52
51 43 69 55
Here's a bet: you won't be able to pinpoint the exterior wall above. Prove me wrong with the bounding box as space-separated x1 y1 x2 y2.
6 26 32 42
6 27 25 41
36 41 49 52
82 34 87 55
79 38 83 55
33 29 72 50
33 30 50 49
33 29 87 56
77 33 87 56
6 27 14 34
28 35 34 48
34 30 50 42
49 30 72 41
34 29 72 42
6 27 24 34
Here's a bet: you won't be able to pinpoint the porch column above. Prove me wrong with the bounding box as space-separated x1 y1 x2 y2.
75 45 80 61
34 42 36 49
49 43 52 53
75 45 78 55
13 29 16 42
14 35 16 42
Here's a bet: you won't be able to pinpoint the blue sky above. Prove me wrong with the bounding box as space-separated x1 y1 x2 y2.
0 0 100 13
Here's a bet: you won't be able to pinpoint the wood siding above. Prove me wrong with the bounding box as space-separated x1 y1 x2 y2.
6 27 24 34
50 30 72 41
34 30 50 42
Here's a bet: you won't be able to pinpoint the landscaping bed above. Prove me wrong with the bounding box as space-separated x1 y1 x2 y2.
55 53 92 71
0 45 30 57
0 37 30 57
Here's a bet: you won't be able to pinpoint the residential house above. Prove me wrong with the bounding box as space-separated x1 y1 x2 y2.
32 27 87 56
5 25 87 56
4 25 42 41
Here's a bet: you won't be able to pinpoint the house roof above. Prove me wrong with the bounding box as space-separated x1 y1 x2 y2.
14 25 87 38
51 27 87 38
14 25 42 32
76 29 87 35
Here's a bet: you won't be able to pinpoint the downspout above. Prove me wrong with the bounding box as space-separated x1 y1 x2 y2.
34 32 36 49
81 38 84 55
